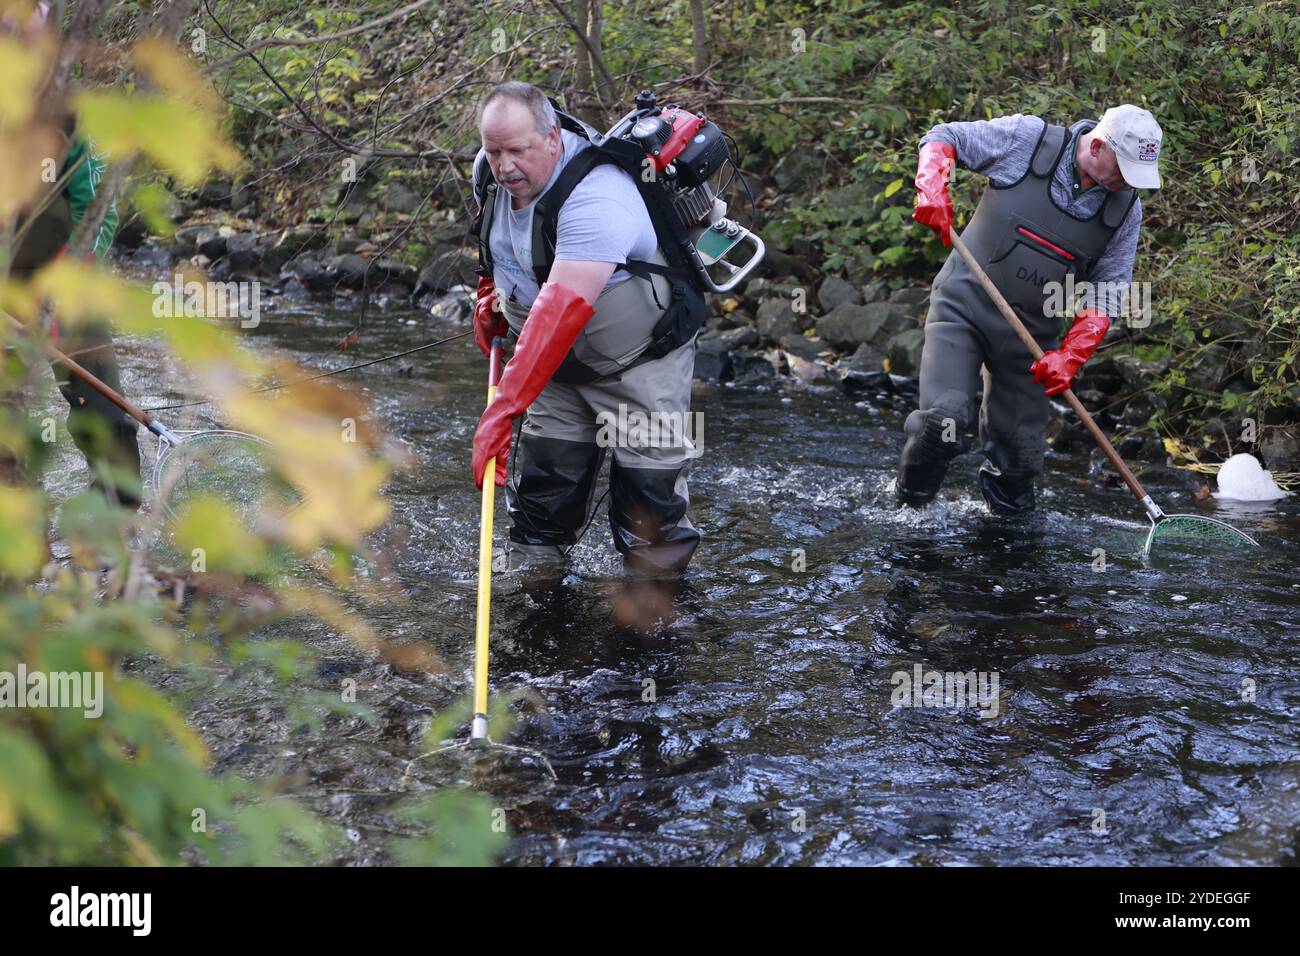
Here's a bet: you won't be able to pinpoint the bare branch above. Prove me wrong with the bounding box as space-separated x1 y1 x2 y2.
203 0 437 73
545 0 618 101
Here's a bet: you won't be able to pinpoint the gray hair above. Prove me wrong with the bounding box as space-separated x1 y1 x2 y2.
477 81 558 138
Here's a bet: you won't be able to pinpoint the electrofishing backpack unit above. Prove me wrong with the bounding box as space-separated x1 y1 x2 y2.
472 89 765 378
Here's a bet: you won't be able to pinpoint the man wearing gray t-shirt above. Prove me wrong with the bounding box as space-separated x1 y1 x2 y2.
898 105 1163 514
469 81 701 576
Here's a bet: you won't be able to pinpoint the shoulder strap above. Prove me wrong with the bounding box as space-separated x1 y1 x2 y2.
472 152 497 279
520 104 707 293
529 146 617 286
1030 123 1068 178
547 96 597 140
1101 185 1137 229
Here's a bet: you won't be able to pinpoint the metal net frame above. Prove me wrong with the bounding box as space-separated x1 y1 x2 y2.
149 429 301 539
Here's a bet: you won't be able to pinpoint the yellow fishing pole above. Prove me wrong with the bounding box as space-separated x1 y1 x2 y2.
471 335 504 745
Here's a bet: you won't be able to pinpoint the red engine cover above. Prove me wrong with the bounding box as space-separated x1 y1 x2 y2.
651 109 706 173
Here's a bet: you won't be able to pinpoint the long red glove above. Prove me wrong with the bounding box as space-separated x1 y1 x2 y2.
472 275 508 357
912 141 957 248
1030 308 1111 396
471 281 595 488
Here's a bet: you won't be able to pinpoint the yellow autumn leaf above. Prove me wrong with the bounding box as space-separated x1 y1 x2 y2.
219 379 392 549
280 454 391 549
0 485 46 579
131 37 223 112
28 260 250 374
170 494 268 573
72 90 240 186
29 257 157 330
0 123 61 221
0 279 38 325
111 680 211 767
0 34 53 126
160 317 250 367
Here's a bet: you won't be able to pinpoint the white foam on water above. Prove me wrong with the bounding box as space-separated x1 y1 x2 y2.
1092 512 1149 532
1213 453 1288 501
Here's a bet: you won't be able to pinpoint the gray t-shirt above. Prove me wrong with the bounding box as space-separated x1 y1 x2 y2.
473 128 659 308
920 113 1143 320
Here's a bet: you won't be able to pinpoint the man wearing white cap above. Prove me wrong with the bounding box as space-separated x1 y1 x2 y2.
897 104 1163 514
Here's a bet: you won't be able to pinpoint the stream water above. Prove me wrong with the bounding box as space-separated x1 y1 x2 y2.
40 294 1300 866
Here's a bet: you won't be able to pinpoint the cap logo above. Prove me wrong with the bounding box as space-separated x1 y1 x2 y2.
1137 138 1159 162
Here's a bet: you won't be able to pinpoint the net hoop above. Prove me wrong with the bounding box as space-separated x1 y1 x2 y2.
149 429 285 522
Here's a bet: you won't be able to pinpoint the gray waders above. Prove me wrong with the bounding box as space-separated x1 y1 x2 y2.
897 123 1136 514
499 270 701 577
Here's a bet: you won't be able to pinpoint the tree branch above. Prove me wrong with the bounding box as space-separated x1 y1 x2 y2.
203 0 437 73
545 0 618 101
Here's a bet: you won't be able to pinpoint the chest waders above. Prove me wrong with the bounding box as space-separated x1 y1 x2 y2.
896 122 1136 514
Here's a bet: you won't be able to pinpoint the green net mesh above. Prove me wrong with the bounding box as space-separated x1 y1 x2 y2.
1143 514 1259 555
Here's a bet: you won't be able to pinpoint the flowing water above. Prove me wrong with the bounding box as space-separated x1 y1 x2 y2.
40 295 1300 866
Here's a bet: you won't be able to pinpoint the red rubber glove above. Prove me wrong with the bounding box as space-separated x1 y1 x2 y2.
1030 308 1111 396
472 275 508 357
912 141 957 248
471 281 595 488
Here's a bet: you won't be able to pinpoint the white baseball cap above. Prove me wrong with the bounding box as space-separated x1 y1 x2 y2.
1092 104 1163 189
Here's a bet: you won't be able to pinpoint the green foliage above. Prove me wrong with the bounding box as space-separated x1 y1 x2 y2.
694 0 1300 439
163 0 1299 441
0 19 501 867
391 791 508 867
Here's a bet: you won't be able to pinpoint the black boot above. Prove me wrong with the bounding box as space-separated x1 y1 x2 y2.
506 434 604 546
896 407 968 507
609 460 700 576
978 462 1036 515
